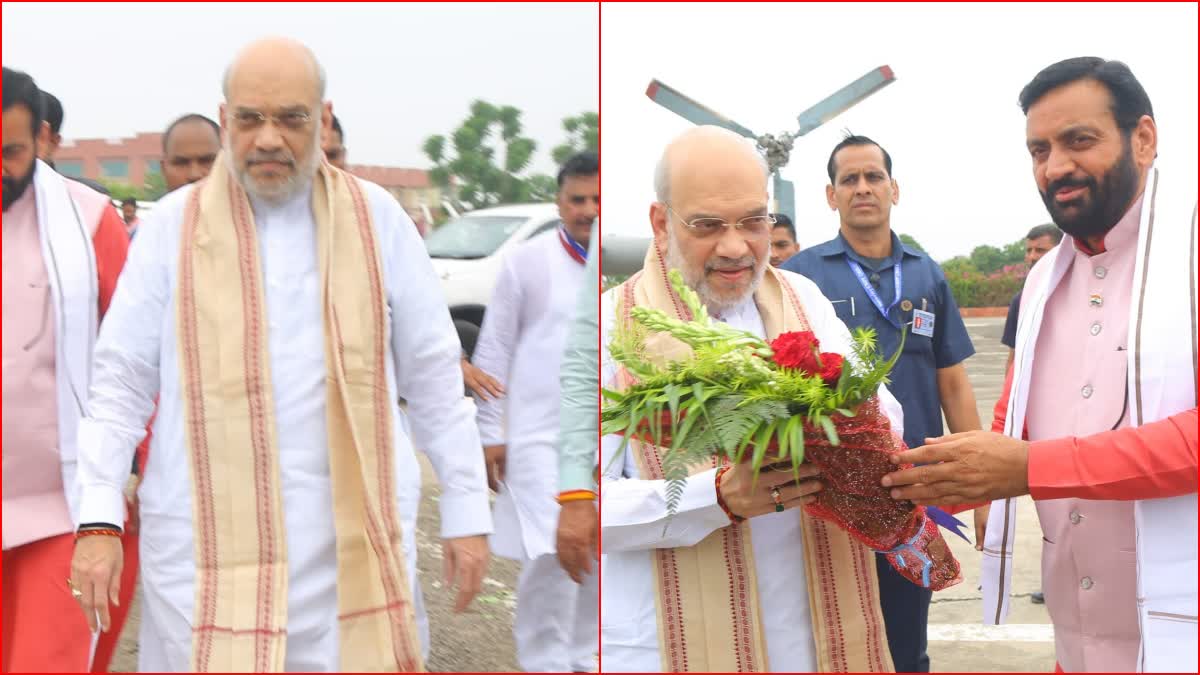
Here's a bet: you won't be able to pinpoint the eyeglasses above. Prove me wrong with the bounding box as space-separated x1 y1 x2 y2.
231 109 313 132
666 205 775 239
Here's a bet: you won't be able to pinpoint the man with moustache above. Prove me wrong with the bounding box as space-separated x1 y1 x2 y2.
160 113 221 192
781 134 982 673
882 57 1197 673
67 38 493 672
1 66 136 673
601 126 907 672
471 151 598 672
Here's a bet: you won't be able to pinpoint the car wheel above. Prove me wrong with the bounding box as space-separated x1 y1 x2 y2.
455 319 480 359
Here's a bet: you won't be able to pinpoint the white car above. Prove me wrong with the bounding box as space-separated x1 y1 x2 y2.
425 203 563 356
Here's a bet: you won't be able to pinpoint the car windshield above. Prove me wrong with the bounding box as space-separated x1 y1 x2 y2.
425 215 530 259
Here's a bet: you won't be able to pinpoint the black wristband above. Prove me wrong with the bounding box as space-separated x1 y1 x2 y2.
78 522 123 534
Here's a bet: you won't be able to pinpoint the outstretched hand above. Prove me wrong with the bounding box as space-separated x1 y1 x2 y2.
881 431 1031 506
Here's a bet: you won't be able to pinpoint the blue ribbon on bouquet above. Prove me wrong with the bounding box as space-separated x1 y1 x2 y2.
924 505 971 544
886 513 935 588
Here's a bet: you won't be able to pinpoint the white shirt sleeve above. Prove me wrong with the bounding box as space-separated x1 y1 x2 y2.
471 252 522 447
375 187 492 539
597 289 732 552
75 198 172 527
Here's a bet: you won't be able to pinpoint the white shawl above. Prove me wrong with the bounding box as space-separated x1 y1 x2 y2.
32 160 99 526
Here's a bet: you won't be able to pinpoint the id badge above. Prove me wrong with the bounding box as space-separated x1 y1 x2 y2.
912 308 936 337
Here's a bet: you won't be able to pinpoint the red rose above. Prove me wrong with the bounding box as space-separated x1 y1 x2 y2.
770 331 821 372
817 352 845 384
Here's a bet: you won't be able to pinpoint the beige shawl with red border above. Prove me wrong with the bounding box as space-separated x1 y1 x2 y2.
176 155 422 672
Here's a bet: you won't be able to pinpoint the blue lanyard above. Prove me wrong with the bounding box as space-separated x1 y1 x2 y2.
847 258 902 328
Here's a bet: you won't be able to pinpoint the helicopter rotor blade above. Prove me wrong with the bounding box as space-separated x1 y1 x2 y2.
795 65 897 136
645 79 758 139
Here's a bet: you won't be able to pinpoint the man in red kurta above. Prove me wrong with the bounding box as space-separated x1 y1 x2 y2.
2 66 141 673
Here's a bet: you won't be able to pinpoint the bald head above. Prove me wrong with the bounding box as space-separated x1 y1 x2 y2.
654 126 769 204
223 37 326 102
650 126 773 316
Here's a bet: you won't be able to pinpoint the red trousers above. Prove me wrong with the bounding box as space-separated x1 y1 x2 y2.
2 532 139 672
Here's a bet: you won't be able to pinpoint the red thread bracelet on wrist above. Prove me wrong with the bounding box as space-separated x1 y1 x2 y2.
714 465 745 524
76 528 122 539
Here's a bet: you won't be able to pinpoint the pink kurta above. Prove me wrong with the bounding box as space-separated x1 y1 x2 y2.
1024 195 1144 672
1 187 74 549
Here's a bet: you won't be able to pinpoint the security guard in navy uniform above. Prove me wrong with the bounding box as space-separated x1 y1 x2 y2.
781 134 983 673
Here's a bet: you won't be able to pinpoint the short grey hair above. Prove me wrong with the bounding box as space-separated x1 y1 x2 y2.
1026 223 1064 244
221 42 327 101
653 128 769 203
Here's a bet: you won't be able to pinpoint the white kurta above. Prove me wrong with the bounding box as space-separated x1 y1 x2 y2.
599 269 904 673
473 230 586 560
471 230 596 672
74 178 493 672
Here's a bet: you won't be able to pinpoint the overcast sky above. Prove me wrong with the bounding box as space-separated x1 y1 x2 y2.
2 2 598 176
601 2 1198 260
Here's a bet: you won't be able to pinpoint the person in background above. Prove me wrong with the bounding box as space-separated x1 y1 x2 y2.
119 197 139 238
36 90 109 196
782 133 983 673
769 212 801 266
471 152 599 671
160 113 221 192
322 112 347 170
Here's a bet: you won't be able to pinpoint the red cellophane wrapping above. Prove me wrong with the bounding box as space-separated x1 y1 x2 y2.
792 398 961 591
628 397 961 591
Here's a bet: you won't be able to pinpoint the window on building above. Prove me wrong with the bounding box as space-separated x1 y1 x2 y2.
144 160 161 176
99 159 129 179
57 160 84 178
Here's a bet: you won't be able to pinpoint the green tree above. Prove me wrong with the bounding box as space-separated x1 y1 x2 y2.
423 100 539 208
1001 239 1026 265
526 174 558 203
100 180 140 202
967 244 1009 275
897 233 926 255
142 171 167 201
551 112 599 166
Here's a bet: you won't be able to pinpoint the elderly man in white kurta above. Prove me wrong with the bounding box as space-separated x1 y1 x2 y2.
601 127 906 673
471 151 599 672
68 38 492 672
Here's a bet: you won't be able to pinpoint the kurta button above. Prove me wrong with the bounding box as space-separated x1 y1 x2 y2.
1081 385 1094 398
1081 576 1093 590
1069 510 1081 524
1095 266 1108 279
1090 322 1102 336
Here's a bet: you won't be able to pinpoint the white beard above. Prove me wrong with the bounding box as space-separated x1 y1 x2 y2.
225 120 322 203
664 226 766 316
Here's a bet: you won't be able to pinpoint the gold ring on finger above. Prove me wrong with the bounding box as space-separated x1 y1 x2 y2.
770 486 784 512
67 579 83 601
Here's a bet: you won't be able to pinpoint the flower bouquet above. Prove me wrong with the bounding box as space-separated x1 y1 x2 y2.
601 270 962 591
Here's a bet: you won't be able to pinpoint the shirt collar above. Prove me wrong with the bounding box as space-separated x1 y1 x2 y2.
814 229 918 268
